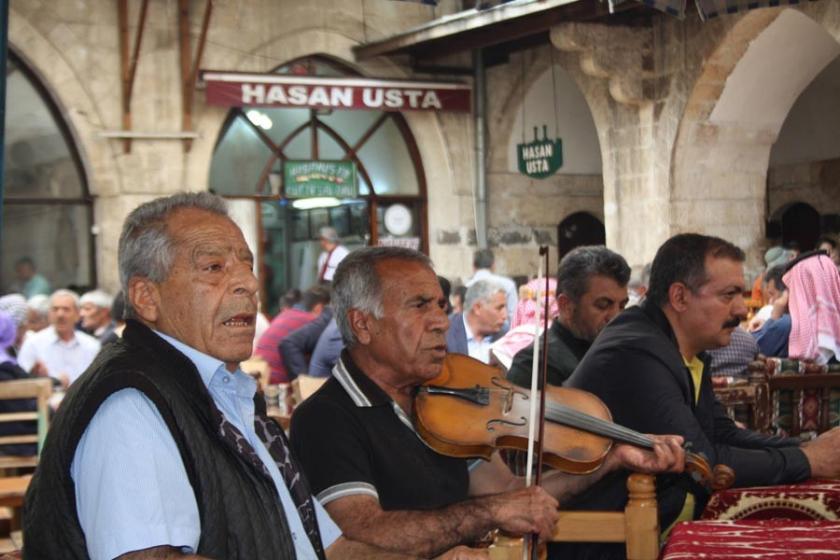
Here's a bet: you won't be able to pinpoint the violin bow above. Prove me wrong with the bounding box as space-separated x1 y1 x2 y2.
523 246 552 560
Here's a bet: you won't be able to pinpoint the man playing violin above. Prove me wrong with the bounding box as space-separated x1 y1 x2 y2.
290 246 686 559
567 233 840 545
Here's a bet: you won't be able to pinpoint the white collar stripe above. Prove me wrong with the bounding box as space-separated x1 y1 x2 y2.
391 402 418 435
332 359 372 407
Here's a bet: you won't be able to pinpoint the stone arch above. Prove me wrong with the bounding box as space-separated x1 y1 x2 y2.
484 45 609 275
8 6 126 290
7 7 116 198
672 7 840 268
769 201 822 250
557 211 606 258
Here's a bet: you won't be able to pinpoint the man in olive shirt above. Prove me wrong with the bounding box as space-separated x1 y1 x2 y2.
508 246 630 387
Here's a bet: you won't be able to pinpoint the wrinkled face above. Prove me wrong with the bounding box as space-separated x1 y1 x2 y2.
681 257 747 351
363 260 450 385
564 275 629 342
49 294 80 338
470 291 507 337
148 209 258 370
25 309 49 333
79 303 110 331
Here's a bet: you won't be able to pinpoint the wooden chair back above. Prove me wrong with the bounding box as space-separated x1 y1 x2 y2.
0 378 52 469
714 358 840 436
489 474 660 560
240 356 271 392
768 372 840 436
713 375 771 433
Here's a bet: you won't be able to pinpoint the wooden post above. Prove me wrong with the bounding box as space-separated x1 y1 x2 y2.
179 0 212 153
624 473 659 560
117 0 148 153
178 0 192 152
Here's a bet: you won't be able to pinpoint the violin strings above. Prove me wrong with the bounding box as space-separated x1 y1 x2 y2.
544 403 654 449
446 385 655 450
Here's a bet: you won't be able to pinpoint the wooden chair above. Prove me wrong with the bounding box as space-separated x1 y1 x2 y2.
713 358 840 436
0 378 52 469
767 372 840 436
240 356 271 392
713 374 771 433
489 474 660 560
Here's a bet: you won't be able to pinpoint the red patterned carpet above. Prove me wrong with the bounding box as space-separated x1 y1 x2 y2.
661 519 840 559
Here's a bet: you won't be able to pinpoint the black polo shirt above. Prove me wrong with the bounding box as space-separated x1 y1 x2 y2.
290 352 470 511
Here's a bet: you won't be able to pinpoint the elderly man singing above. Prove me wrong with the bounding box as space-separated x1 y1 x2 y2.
290 246 686 559
24 193 410 560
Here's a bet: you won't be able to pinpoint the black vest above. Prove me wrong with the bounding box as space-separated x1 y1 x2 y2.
24 321 321 559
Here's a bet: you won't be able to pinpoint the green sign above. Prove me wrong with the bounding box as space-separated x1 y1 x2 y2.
517 125 563 179
284 160 357 198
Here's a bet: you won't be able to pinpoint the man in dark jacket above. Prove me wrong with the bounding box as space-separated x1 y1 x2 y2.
507 246 630 388
566 234 840 544
23 193 408 560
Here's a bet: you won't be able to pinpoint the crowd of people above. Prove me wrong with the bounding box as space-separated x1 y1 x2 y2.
0 285 125 391
4 191 840 559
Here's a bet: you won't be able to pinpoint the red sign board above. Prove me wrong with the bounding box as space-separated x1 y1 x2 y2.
201 71 471 113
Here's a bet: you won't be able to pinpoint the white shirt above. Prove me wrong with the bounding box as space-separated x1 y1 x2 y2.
463 314 494 364
317 245 350 282
17 326 100 384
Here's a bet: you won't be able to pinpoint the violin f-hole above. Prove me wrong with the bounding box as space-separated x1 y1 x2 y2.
487 417 527 432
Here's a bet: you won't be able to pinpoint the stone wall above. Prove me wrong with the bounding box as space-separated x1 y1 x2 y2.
8 0 472 291
10 0 840 293
768 157 840 219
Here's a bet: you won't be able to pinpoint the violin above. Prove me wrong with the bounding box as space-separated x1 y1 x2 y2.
414 353 735 491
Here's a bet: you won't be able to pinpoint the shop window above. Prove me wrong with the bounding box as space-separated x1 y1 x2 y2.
2 51 94 293
208 55 427 314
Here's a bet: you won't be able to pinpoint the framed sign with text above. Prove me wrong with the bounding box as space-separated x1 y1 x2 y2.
284 160 358 198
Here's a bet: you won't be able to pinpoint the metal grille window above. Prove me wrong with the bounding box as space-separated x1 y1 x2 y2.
209 55 427 313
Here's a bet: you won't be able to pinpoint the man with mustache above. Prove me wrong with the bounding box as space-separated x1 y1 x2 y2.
290 246 686 558
565 233 840 558
24 193 412 559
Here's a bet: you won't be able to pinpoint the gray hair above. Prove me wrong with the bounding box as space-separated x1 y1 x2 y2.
557 246 631 303
118 192 228 318
50 289 80 309
80 289 114 310
26 294 50 319
464 279 505 314
332 246 433 346
319 226 339 243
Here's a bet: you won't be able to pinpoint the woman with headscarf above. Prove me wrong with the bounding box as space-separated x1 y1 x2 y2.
0 311 38 456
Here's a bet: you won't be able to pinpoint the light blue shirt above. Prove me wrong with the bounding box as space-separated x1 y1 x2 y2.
462 314 495 364
71 331 341 560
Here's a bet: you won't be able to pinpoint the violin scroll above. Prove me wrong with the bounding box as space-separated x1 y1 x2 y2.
684 452 735 491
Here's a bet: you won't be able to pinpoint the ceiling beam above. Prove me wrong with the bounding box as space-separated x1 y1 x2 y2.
354 0 614 61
